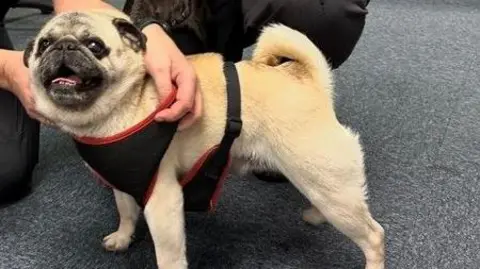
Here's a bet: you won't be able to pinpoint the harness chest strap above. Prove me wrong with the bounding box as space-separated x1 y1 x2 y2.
178 61 242 211
73 61 242 212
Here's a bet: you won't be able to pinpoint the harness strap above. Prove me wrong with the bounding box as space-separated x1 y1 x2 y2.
181 61 242 211
209 61 242 177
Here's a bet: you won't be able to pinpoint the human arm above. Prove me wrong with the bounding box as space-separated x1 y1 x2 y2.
53 0 116 13
0 49 46 121
141 23 201 129
0 50 11 90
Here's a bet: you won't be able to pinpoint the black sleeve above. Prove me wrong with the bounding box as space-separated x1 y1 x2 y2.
123 0 134 14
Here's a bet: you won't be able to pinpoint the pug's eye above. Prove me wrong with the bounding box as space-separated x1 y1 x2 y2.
86 40 104 55
38 39 51 53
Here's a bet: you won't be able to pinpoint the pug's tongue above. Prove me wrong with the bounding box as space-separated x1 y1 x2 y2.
52 75 82 85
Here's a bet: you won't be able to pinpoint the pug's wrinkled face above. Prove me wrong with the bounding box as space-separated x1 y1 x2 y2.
25 10 147 128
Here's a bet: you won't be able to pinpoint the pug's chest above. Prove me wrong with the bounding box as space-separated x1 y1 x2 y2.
73 118 178 203
74 117 237 213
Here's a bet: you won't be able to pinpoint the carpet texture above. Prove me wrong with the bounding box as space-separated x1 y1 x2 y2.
1 1 479 268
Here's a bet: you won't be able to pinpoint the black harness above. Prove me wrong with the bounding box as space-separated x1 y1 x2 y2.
74 62 242 212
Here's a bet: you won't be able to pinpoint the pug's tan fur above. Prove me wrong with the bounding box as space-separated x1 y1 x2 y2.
28 10 385 269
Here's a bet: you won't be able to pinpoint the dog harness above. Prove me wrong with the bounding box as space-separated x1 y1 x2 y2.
73 62 242 212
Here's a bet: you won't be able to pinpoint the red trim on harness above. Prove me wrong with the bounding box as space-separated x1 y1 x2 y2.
179 145 220 187
83 161 115 189
73 89 177 145
142 169 159 206
178 145 231 212
142 145 232 210
208 156 231 212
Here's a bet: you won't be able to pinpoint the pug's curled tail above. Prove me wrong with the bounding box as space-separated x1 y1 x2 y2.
251 23 333 96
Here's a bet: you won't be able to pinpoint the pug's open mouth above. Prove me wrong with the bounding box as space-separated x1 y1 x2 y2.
43 64 104 108
45 64 103 90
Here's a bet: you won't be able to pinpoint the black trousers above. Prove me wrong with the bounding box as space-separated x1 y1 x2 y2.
0 0 369 203
0 18 40 204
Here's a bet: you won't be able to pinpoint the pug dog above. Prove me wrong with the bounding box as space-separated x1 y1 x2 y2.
24 9 385 269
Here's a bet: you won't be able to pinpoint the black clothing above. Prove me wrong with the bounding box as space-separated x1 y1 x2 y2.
240 0 370 68
124 0 370 66
0 2 40 205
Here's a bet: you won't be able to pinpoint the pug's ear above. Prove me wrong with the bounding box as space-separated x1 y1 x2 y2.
23 39 35 67
112 18 147 52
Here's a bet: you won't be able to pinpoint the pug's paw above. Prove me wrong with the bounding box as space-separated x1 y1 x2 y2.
102 231 132 252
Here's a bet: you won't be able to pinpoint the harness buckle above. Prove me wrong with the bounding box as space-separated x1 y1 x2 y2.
226 116 242 138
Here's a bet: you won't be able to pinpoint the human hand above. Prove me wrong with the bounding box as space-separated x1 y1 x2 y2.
3 51 52 124
142 24 202 131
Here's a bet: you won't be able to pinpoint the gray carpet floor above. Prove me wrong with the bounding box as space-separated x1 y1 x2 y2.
1 0 480 268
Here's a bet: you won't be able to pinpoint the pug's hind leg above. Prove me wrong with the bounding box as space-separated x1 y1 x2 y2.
103 189 141 252
143 169 187 269
276 131 385 269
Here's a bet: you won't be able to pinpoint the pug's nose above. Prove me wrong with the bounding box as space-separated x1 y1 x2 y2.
54 40 79 51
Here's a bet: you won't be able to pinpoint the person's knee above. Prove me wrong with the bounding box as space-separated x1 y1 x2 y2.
0 153 33 204
277 0 369 28
0 91 39 205
275 0 369 68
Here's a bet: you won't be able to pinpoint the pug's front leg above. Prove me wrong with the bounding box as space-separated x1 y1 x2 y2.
144 168 187 269
103 189 141 252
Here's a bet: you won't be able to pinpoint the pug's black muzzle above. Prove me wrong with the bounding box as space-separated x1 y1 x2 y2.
39 39 106 110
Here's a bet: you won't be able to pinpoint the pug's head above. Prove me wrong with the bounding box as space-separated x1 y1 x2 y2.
25 10 147 128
